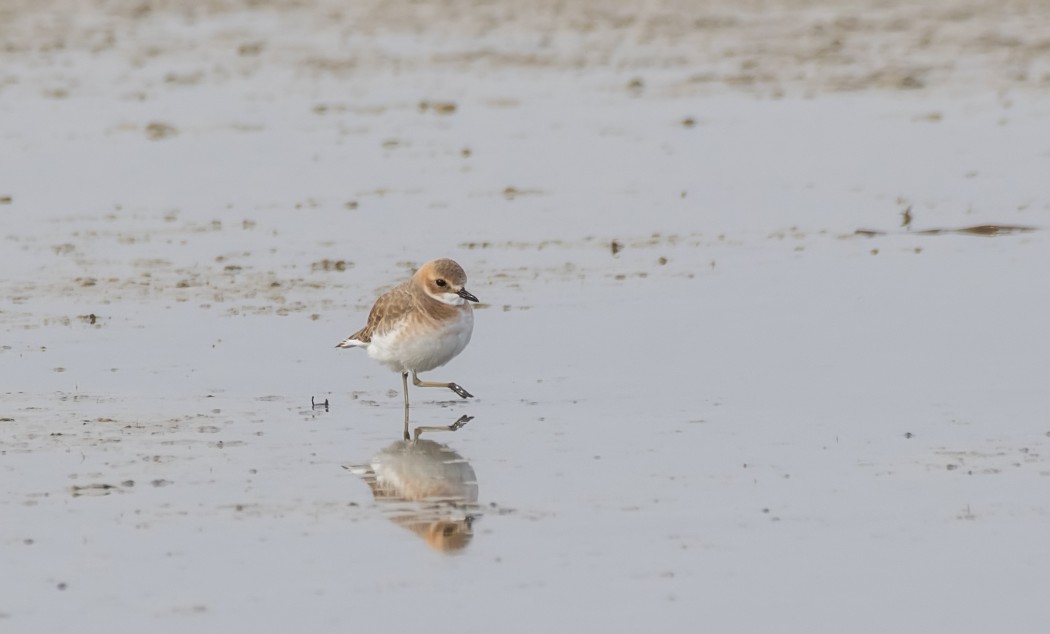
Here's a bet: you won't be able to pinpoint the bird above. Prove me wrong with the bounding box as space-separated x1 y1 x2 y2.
336 258 479 417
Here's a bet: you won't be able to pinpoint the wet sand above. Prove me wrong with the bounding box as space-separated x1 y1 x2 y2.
2 1 1050 631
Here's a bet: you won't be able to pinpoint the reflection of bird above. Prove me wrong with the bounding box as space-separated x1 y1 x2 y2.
348 434 479 553
336 259 479 414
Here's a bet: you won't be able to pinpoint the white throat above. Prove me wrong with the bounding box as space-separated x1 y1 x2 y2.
434 292 466 306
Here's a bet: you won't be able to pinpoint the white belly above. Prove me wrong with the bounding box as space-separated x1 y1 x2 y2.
367 311 473 373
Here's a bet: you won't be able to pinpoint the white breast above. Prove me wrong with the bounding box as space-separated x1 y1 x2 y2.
367 309 474 373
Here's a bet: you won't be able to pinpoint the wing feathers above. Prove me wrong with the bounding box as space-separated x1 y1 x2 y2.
335 282 415 348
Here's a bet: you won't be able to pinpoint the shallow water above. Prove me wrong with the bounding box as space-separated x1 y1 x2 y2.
3 0 1050 631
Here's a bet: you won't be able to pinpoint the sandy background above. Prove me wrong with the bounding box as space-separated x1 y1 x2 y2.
2 1 1050 632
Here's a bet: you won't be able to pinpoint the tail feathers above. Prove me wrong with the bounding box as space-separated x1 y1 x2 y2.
335 337 368 349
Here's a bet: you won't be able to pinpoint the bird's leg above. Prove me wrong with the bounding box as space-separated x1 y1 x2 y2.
413 415 474 440
411 371 473 399
402 371 410 409
402 372 410 440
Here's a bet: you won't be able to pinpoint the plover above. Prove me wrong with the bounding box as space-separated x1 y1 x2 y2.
337 259 478 415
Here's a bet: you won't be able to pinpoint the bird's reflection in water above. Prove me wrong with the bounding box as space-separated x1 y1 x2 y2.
348 415 479 553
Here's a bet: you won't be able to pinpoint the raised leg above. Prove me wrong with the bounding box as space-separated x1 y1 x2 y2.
413 415 474 440
411 371 473 399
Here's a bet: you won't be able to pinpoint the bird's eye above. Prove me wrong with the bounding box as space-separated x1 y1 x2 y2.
435 279 447 287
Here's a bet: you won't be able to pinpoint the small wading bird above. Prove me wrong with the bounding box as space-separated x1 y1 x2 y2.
336 259 478 435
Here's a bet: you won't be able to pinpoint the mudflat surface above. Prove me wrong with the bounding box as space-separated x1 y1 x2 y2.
2 1 1050 631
